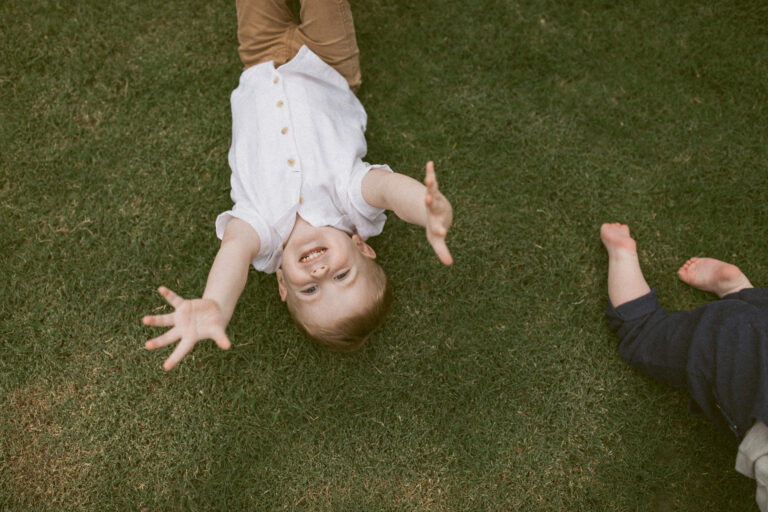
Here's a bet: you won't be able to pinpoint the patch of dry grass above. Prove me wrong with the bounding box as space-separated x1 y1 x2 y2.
1 380 95 509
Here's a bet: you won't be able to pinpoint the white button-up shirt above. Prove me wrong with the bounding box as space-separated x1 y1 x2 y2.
216 46 391 273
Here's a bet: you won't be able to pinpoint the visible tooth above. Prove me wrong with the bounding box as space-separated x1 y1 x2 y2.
300 249 325 262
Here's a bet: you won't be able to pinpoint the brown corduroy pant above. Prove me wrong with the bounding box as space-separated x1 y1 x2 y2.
236 0 361 92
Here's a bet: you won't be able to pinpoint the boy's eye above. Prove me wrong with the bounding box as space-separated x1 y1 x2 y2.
301 285 317 294
334 270 349 281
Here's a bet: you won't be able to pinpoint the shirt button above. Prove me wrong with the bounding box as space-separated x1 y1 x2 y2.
281 127 288 135
299 196 304 204
273 76 279 84
276 100 284 107
287 158 295 167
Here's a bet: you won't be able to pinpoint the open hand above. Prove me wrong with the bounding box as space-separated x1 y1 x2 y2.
424 161 453 265
142 286 231 370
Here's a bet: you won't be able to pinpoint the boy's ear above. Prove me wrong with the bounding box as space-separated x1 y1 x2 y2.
276 269 287 302
352 234 376 259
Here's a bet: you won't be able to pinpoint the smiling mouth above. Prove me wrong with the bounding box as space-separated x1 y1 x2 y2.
299 247 326 263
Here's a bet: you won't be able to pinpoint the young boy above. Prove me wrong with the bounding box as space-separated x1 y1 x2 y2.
600 222 768 511
142 0 453 369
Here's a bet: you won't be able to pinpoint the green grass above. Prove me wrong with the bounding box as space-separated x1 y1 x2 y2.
2 0 768 509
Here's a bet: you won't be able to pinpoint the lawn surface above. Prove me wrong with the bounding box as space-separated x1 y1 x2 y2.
2 0 767 510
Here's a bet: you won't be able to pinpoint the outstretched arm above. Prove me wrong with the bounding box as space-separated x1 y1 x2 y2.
142 218 261 370
362 161 453 265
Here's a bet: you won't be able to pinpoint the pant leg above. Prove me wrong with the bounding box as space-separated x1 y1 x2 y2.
609 289 768 439
606 289 695 389
291 0 361 91
236 0 298 69
725 288 768 310
687 294 768 438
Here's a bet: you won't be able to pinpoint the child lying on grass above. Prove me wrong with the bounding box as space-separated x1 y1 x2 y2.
601 222 768 511
142 0 453 369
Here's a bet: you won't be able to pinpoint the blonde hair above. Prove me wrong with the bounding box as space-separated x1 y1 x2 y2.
287 261 392 351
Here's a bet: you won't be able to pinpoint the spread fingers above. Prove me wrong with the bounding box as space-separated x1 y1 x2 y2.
145 327 181 350
142 313 175 327
157 286 184 308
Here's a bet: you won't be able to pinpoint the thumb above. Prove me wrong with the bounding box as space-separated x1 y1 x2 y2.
213 329 232 350
430 238 453 266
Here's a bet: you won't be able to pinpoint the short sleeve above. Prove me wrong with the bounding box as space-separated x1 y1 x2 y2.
345 162 392 240
215 207 283 273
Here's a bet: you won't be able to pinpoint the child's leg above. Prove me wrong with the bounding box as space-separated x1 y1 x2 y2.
290 0 362 92
600 223 652 307
602 224 768 435
606 290 694 389
678 257 753 298
601 223 691 388
236 0 298 69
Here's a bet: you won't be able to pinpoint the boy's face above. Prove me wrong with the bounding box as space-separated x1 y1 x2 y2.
277 220 379 329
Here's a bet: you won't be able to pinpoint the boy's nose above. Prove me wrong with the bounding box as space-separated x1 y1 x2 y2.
311 264 329 278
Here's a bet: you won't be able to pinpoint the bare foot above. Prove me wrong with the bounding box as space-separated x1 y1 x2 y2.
678 257 753 298
601 223 651 307
600 223 636 254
